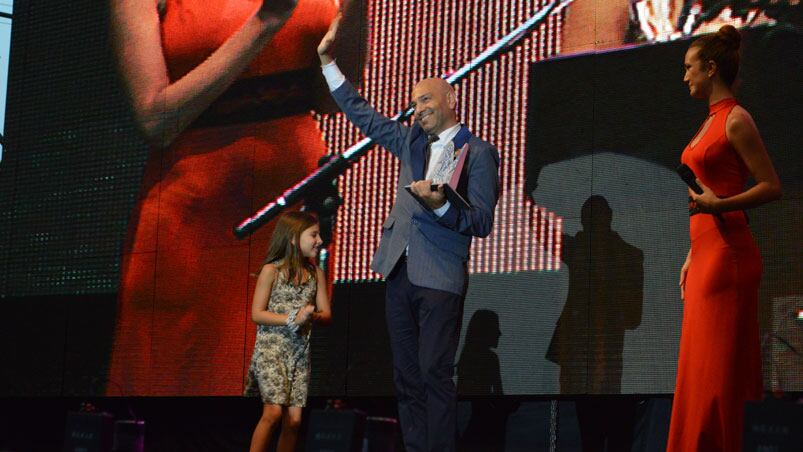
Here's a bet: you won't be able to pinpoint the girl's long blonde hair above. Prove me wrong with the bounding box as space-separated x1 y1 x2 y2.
263 211 318 286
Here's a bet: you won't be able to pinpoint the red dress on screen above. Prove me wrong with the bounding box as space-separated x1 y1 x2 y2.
667 98 763 452
107 0 337 396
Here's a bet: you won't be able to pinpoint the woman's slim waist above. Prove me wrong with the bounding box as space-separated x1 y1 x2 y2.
689 210 753 242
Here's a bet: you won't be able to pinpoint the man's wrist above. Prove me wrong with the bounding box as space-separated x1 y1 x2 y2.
321 60 346 92
433 200 451 217
319 54 334 65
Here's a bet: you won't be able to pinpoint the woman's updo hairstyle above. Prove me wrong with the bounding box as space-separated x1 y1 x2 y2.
690 25 742 87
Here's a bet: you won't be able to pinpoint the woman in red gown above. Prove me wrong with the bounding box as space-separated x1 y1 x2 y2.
668 25 781 452
106 0 341 396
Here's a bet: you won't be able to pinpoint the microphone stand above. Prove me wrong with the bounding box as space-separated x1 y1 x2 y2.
234 0 575 239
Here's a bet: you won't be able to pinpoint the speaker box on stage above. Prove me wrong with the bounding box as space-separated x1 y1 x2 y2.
364 416 398 452
112 420 145 452
305 409 366 452
742 399 803 452
63 411 113 452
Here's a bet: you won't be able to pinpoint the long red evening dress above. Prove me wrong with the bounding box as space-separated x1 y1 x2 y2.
107 0 337 396
667 98 764 451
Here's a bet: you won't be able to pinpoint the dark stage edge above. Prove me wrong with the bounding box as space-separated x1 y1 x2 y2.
2 395 800 451
0 395 659 452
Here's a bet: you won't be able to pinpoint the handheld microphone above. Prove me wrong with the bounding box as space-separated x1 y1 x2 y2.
676 163 724 222
676 164 702 194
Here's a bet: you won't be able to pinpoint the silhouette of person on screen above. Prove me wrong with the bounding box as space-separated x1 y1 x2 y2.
547 195 643 451
456 309 518 452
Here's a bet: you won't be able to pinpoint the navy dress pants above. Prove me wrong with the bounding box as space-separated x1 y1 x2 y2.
385 256 464 452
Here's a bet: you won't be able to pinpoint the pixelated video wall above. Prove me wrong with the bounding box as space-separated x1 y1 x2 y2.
0 0 799 396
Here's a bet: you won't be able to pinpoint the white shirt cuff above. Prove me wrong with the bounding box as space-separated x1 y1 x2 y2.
321 60 346 92
433 201 451 217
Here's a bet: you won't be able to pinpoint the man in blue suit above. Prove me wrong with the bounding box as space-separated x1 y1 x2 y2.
319 15 500 452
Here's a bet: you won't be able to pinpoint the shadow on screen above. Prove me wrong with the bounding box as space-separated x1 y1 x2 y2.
457 309 519 451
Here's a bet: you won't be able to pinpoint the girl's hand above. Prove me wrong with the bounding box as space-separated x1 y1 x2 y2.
689 179 721 214
679 258 691 301
295 304 316 325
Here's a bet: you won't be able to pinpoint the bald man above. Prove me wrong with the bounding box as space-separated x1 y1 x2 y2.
319 16 499 452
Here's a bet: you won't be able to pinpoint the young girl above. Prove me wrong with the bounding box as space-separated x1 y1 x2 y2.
245 211 332 452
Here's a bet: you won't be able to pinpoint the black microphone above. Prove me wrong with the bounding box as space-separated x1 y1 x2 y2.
676 163 724 222
676 163 703 194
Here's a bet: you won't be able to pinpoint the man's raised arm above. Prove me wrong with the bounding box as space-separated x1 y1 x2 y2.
317 12 411 156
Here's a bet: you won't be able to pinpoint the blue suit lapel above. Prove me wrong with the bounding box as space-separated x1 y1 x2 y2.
411 133 428 180
453 125 471 150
